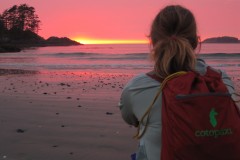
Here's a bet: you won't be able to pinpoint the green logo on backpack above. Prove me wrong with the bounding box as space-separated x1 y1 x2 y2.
195 108 233 138
209 108 218 128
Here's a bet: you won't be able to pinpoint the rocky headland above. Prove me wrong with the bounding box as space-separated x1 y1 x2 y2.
202 36 240 43
0 30 82 53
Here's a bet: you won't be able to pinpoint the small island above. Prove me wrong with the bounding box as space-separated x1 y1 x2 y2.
0 4 82 53
202 36 240 43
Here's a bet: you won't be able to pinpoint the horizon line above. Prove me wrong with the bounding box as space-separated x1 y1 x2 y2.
72 38 149 45
72 36 240 45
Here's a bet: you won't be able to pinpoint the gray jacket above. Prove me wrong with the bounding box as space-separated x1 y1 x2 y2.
119 59 237 160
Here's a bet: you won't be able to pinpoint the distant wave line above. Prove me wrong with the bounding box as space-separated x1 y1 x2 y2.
198 53 240 57
44 52 149 60
48 52 240 56
41 52 240 61
52 52 149 56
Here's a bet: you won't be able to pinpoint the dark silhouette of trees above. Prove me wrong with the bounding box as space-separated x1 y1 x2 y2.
0 3 42 43
0 4 80 52
1 4 40 33
0 14 6 37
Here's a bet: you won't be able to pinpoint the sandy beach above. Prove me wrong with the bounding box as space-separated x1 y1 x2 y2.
0 67 240 160
0 69 137 160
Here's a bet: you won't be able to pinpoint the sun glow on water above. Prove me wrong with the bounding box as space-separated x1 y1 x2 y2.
73 38 148 44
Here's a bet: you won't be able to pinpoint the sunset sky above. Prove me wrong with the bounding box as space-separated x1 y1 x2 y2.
1 0 240 44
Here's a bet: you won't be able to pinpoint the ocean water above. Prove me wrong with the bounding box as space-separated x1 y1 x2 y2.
0 43 240 76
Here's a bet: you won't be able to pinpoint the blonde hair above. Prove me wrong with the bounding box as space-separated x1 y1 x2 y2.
150 5 198 79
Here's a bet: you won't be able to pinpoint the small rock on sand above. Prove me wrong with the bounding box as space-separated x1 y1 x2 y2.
16 129 26 133
106 112 114 115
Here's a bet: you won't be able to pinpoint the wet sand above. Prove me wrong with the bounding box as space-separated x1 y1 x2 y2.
0 69 239 160
0 70 137 160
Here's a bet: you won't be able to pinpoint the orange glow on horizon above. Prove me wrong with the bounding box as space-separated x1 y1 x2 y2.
73 37 149 44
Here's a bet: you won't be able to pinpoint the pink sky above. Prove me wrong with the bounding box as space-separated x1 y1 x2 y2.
1 0 240 44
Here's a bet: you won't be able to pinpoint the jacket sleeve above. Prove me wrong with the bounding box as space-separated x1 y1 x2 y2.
221 70 235 94
119 86 139 127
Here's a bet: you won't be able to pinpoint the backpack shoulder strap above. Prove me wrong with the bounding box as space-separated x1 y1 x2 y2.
161 71 188 89
134 71 187 139
205 66 221 77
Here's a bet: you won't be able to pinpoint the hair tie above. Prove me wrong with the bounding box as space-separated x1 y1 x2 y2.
170 35 177 40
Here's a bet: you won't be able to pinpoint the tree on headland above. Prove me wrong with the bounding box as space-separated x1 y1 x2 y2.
0 14 6 39
1 4 40 33
0 4 81 52
0 4 44 43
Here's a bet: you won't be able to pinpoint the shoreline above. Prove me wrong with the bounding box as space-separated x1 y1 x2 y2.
0 43 83 53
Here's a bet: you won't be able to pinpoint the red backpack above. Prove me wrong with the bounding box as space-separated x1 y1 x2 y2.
147 67 240 160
